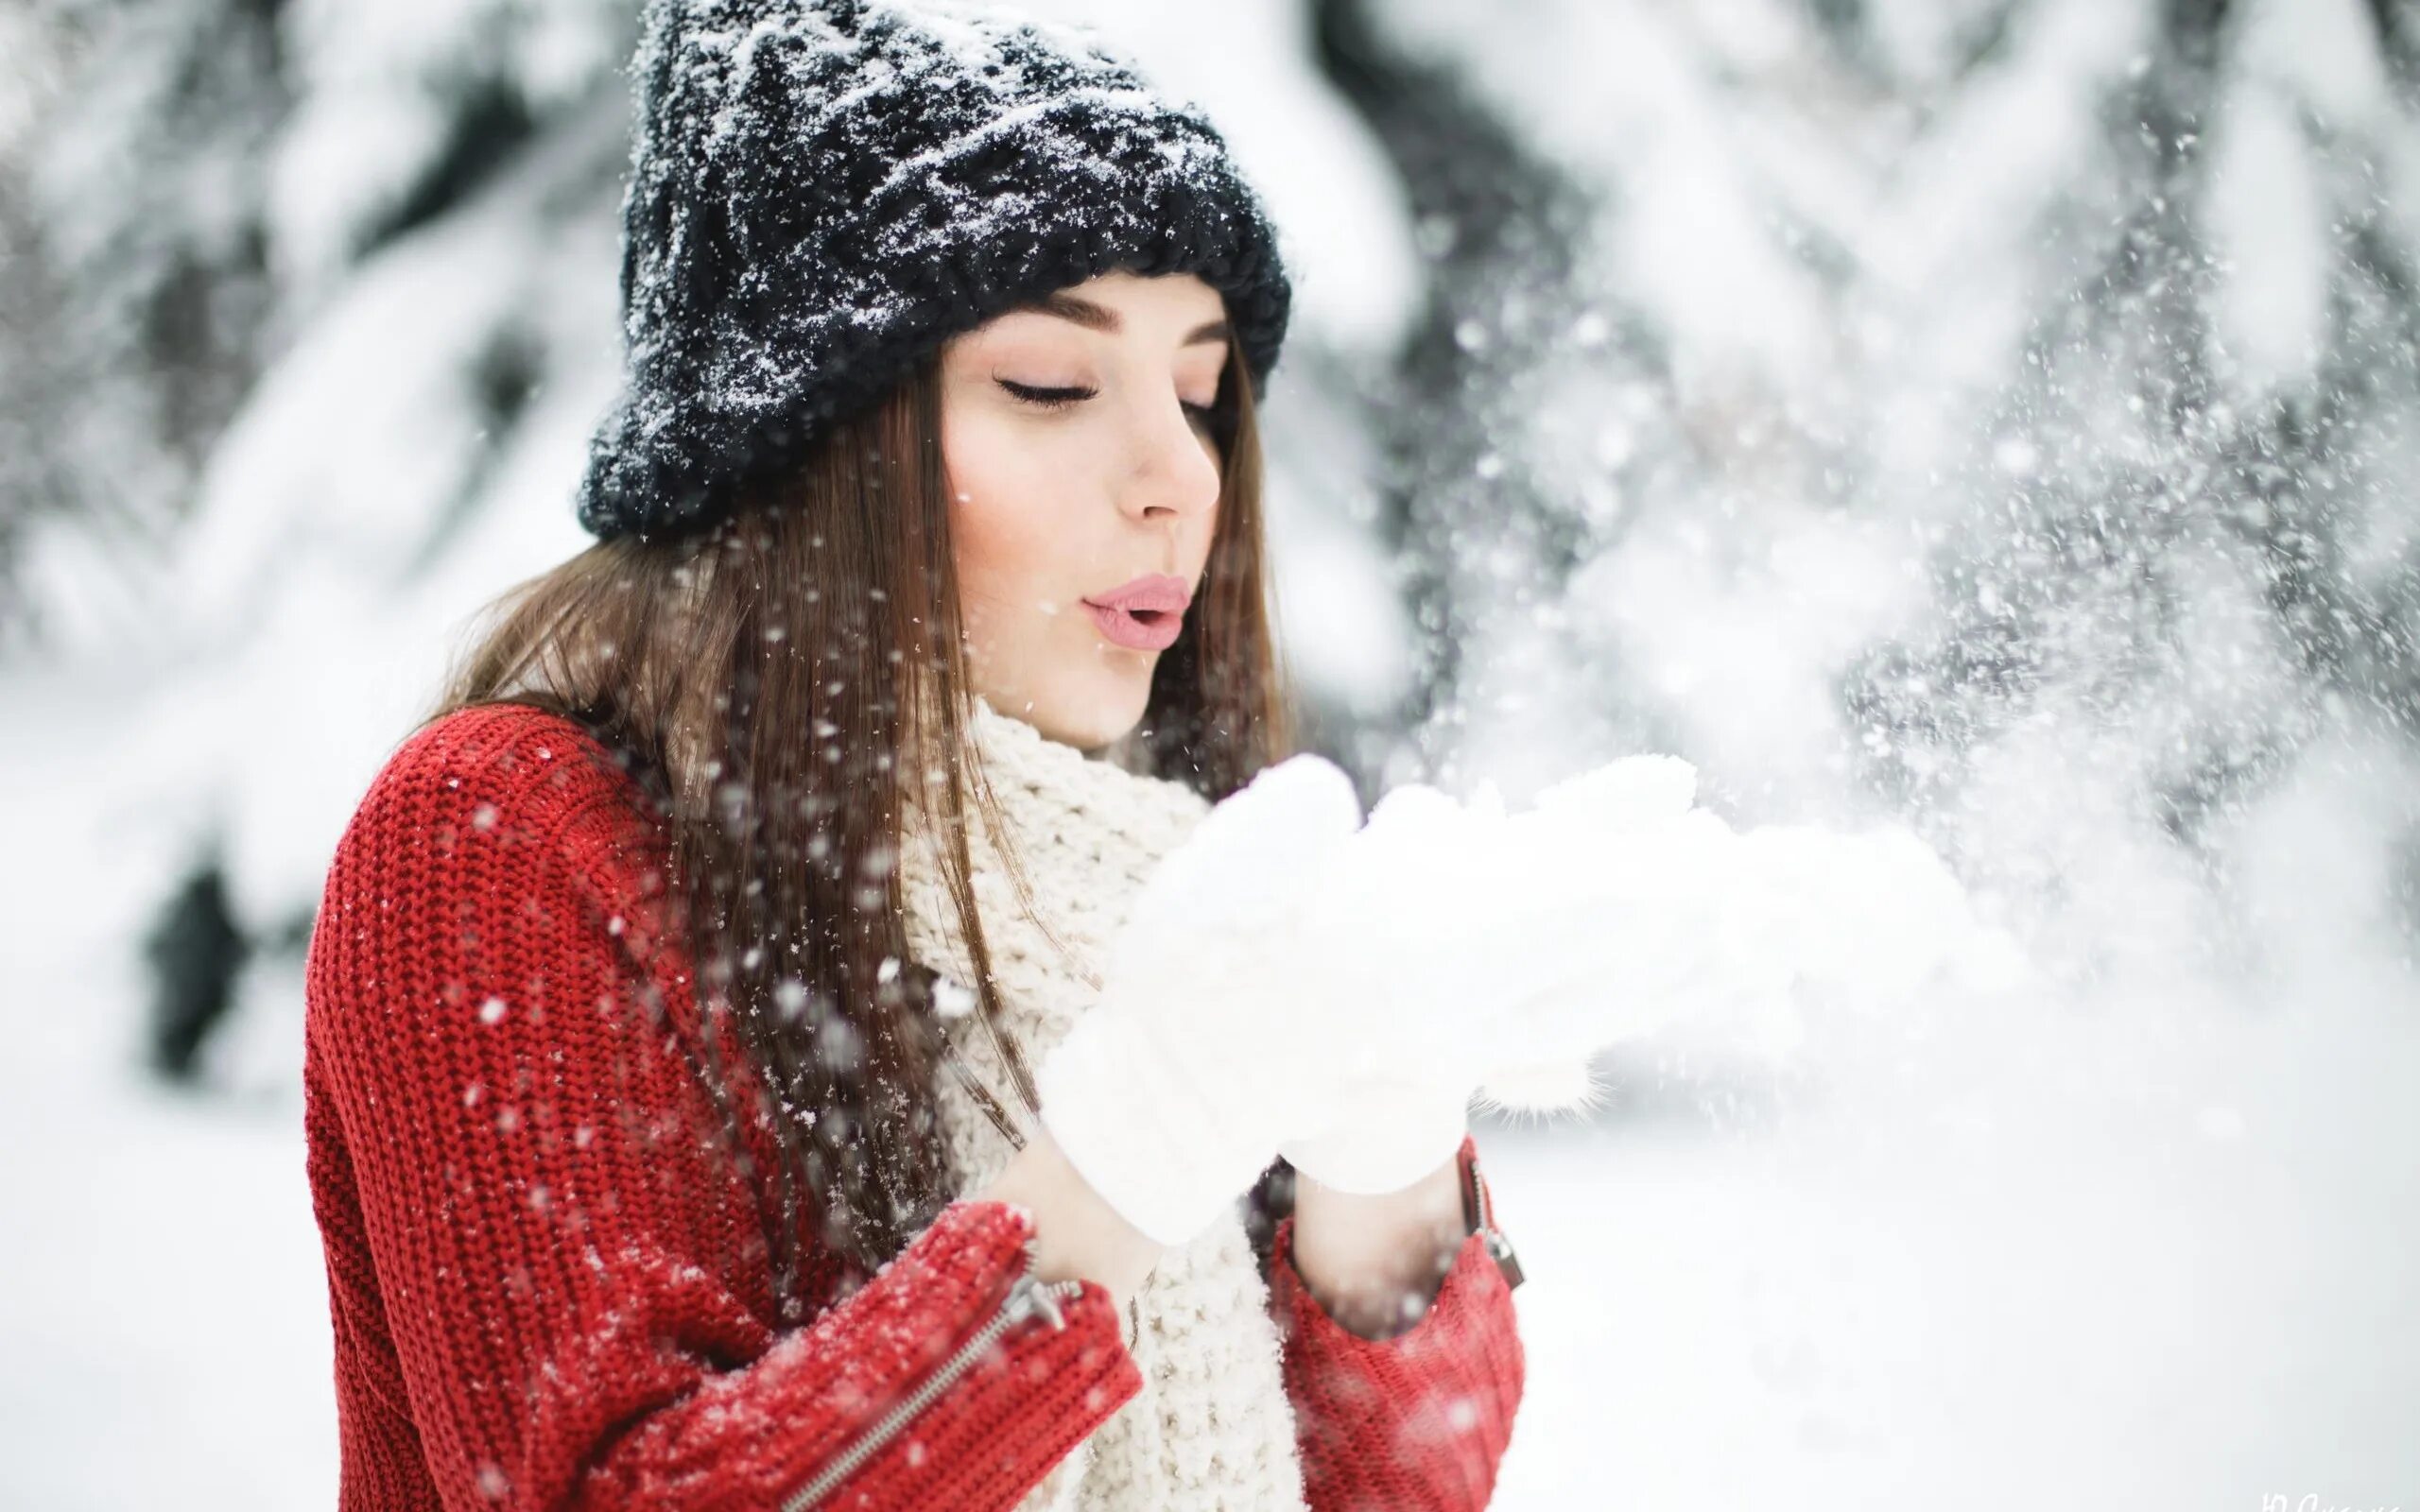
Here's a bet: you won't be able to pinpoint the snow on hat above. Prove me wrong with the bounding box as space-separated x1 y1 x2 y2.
576 0 1294 541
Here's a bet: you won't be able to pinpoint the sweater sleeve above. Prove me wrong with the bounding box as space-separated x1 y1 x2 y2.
303 709 1141 1512
1263 1134 1528 1511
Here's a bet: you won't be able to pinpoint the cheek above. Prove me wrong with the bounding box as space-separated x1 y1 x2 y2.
942 404 1072 614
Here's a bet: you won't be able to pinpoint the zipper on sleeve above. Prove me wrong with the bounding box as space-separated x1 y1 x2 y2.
1461 1147 1526 1291
782 1237 1088 1512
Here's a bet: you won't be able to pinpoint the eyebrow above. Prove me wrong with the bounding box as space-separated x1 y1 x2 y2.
1012 291 1229 347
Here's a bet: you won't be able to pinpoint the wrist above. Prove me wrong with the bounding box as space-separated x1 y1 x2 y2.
1291 1149 1466 1242
975 1125 1164 1307
1287 1150 1468 1338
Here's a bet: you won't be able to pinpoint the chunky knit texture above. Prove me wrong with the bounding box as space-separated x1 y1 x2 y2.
901 695 1288 1511
304 699 1524 1510
577 0 1292 541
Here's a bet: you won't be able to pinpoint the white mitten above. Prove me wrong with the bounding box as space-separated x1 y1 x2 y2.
1272 1072 1478 1196
1035 751 1371 1247
1276 757 1720 1194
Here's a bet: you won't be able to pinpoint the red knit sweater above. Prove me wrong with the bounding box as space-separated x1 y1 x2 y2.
304 700 1528 1511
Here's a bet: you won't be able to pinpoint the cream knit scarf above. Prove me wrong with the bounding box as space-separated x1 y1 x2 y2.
897 694 1310 1512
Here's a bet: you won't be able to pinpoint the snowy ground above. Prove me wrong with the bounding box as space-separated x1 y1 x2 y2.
5 663 2416 1510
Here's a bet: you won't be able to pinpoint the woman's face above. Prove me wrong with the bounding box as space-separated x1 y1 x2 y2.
939 269 1230 753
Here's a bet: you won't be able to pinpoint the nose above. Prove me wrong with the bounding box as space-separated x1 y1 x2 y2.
1116 387 1221 526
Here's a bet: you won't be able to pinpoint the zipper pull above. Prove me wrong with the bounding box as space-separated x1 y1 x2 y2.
1000 1270 1068 1332
1001 1247 1079 1325
1482 1227 1526 1290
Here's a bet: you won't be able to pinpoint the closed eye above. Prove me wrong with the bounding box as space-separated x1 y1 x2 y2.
997 378 1095 409
997 377 1219 431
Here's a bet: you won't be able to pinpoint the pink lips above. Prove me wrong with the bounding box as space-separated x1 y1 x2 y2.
1082 573 1190 652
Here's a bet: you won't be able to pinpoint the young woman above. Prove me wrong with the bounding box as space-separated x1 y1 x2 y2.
303 4 1526 1509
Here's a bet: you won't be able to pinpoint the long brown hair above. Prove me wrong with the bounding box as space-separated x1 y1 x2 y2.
426 325 1294 1295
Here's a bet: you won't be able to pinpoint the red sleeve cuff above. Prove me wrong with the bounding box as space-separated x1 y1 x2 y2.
1265 1136 1528 1510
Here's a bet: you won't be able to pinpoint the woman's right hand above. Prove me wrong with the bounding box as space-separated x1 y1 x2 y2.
1033 751 1374 1250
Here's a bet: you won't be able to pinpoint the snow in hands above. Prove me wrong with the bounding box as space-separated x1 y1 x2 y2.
1177 745 2031 1110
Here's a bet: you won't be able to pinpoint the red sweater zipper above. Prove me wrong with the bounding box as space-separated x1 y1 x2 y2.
785 1236 1091 1510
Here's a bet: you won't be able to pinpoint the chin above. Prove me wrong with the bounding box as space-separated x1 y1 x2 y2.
1044 667 1152 753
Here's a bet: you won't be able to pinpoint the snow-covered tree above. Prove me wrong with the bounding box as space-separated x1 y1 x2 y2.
0 0 284 644
1331 0 2420 982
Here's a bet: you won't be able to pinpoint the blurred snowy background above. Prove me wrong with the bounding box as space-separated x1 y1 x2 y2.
5 0 2418 1505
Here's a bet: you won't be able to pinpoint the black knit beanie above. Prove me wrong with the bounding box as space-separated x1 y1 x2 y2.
575 0 1295 541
